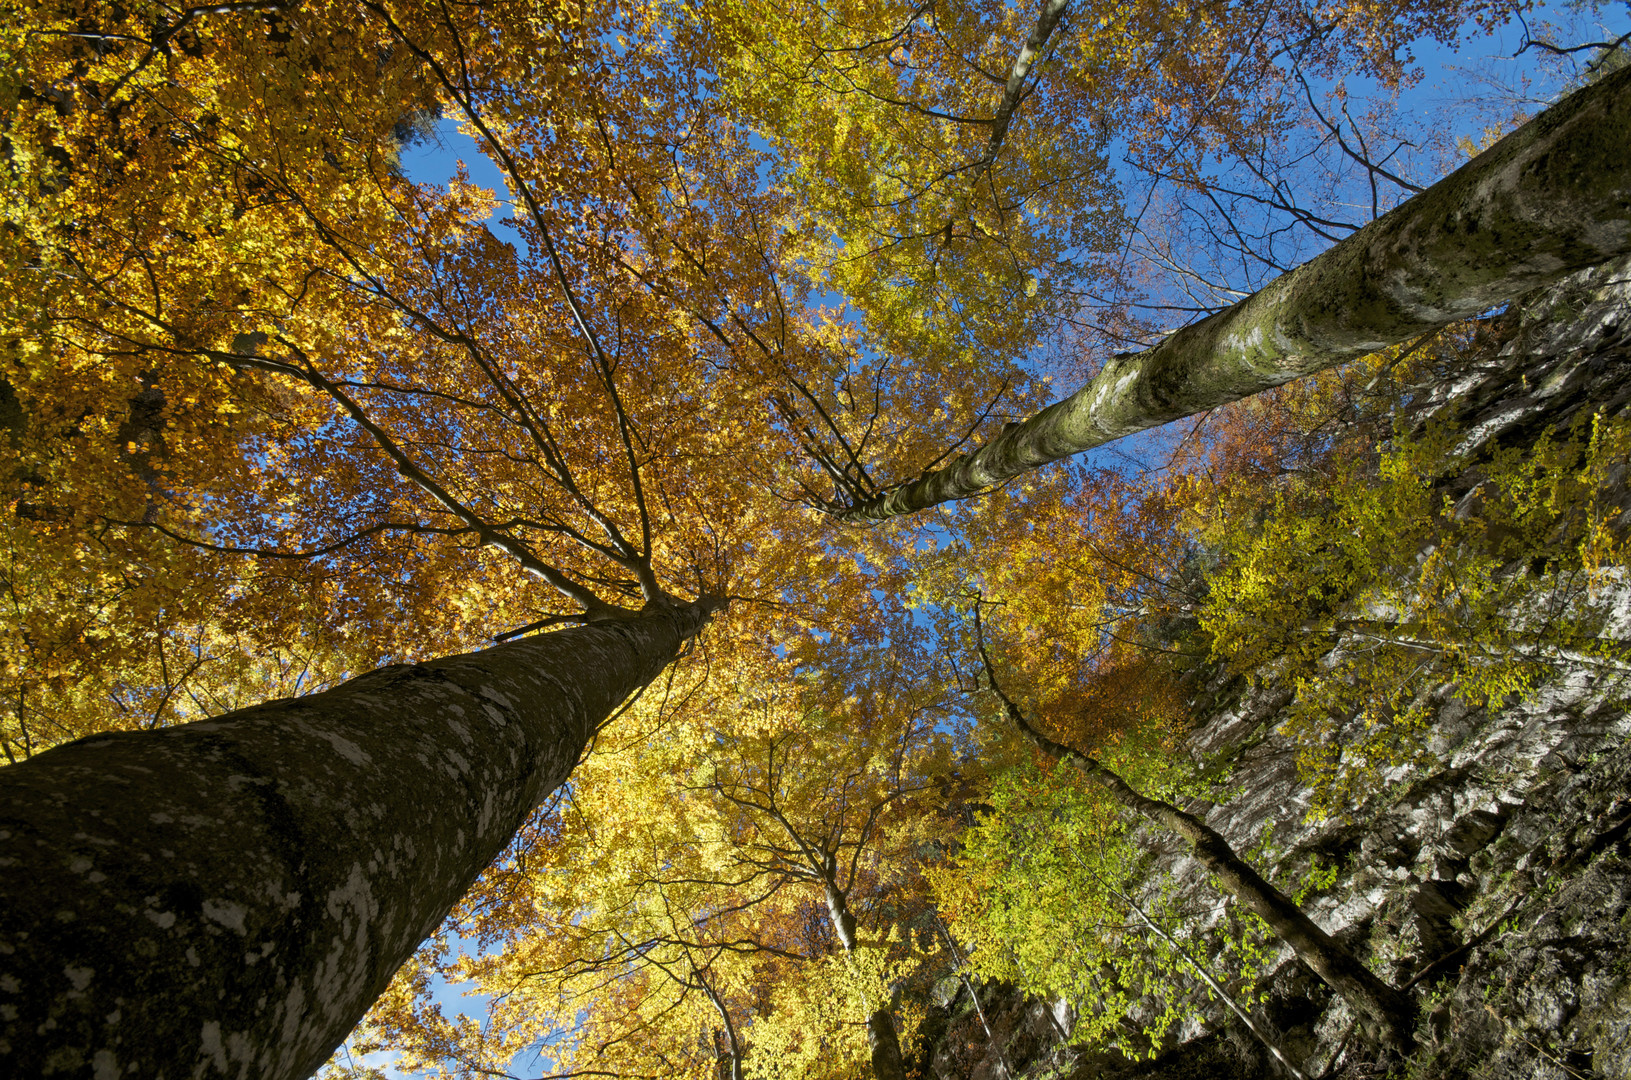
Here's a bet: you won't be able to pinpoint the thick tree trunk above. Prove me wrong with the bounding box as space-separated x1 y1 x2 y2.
0 602 716 1079
841 63 1631 522
867 1007 907 1080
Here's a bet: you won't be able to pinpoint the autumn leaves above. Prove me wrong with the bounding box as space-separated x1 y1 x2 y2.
8 1 1631 1077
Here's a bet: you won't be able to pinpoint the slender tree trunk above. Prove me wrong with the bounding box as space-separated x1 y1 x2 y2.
979 0 1071 170
974 627 1416 1049
699 974 744 1080
0 602 717 1080
821 877 907 1080
840 63 1631 522
1106 881 1309 1080
867 1008 907 1080
1073 751 1416 1048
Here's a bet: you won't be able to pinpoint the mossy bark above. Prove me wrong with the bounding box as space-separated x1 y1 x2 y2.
842 64 1631 522
0 603 714 1079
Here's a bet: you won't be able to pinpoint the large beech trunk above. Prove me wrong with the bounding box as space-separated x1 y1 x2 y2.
840 63 1631 522
0 603 715 1079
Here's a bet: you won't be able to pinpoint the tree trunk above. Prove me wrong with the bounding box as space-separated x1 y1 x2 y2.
973 622 1416 1049
997 694 1416 1048
1075 755 1415 1049
840 63 1631 522
867 1007 907 1080
0 602 716 1080
822 877 906 1080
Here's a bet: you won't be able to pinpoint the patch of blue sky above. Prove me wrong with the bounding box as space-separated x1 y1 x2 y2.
325 929 580 1079
398 119 528 254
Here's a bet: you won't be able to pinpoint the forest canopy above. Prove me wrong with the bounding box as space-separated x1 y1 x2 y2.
4 1 1631 1078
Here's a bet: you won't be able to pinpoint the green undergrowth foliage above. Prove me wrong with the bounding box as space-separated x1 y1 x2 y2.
1200 412 1631 821
932 734 1277 1061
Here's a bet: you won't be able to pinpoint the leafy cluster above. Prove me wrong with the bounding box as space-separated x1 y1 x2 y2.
1202 413 1631 819
6 0 1628 1076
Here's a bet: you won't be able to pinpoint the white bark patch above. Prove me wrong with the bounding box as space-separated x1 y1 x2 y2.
317 732 372 767
476 686 517 712
63 966 93 991
92 1048 120 1080
202 899 248 934
199 1020 228 1074
324 863 376 925
144 909 176 930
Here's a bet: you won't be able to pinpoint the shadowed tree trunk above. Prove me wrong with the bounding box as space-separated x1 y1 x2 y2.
973 613 1417 1050
821 868 907 1080
0 600 719 1079
839 63 1631 522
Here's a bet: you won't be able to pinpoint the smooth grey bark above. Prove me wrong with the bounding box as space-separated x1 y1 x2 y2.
980 0 1071 170
840 63 1631 522
821 876 906 1080
0 601 717 1080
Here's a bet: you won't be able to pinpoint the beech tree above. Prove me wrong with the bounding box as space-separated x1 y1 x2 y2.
6 3 1631 1078
2 3 844 1076
0 602 727 1078
833 63 1631 521
962 605 1418 1049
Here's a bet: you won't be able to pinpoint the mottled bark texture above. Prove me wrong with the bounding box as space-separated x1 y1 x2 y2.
842 63 1631 522
867 1007 907 1080
0 602 716 1079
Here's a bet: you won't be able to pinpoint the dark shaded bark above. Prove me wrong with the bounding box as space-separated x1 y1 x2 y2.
841 63 1631 522
0 601 718 1079
867 1007 907 1080
700 974 745 1080
974 624 1416 1049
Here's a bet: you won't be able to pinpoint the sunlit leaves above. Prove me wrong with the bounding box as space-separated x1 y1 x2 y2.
1201 412 1631 820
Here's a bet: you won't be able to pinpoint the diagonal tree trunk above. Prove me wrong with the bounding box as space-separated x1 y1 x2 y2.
0 600 719 1080
839 64 1631 522
973 615 1417 1050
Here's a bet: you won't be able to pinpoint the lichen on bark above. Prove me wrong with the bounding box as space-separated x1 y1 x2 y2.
0 603 713 1079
